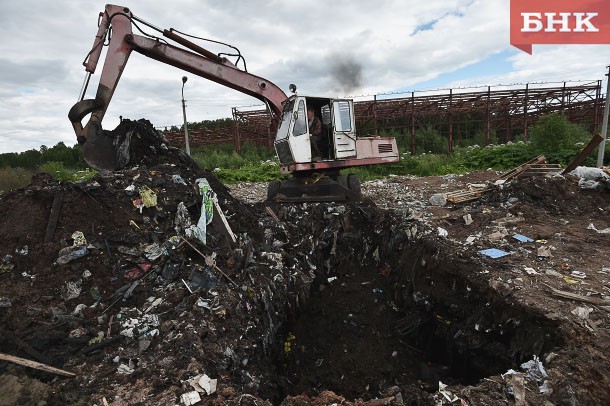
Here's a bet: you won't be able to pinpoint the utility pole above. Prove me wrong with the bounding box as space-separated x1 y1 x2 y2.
181 76 191 156
597 65 610 167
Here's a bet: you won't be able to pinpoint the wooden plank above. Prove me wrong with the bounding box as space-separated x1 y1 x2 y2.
562 133 604 175
498 156 546 180
44 191 63 243
212 200 236 245
524 164 562 169
445 191 482 203
0 353 76 377
547 285 610 308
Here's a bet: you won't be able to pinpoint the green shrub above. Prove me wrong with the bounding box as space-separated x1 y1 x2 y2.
39 161 73 181
455 142 536 170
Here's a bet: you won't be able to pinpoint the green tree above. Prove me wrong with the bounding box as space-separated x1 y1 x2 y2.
414 125 448 154
529 113 591 163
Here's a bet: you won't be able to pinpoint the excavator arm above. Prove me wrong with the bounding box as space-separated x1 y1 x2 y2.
69 4 287 170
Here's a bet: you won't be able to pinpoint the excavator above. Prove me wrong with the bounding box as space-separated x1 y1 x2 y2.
69 4 399 202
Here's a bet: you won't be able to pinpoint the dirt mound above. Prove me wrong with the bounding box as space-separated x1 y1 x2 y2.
488 175 609 215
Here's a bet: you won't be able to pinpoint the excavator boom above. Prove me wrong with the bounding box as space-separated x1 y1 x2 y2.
69 4 286 170
71 4 399 202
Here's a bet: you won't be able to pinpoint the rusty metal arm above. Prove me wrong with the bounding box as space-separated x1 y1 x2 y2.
69 4 286 145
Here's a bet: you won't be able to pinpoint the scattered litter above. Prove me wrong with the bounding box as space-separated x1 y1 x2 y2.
61 280 82 301
587 223 610 234
571 306 593 320
0 255 14 273
524 267 538 275
521 355 548 388
71 231 87 246
15 246 28 255
539 380 553 395
505 372 526 406
0 297 12 308
56 246 89 265
121 263 153 280
172 174 187 185
195 374 217 395
465 235 477 245
537 246 552 258
180 391 202 405
144 243 166 261
479 248 510 259
437 227 448 237
69 326 88 338
184 178 216 245
563 276 580 284
570 270 586 279
438 381 459 402
138 185 158 208
428 194 447 206
570 166 610 189
144 297 163 313
117 363 135 375
512 234 534 243
72 304 87 317
463 214 473 225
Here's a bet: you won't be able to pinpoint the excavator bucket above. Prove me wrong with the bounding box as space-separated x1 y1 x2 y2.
79 122 132 171
69 97 133 171
82 129 123 171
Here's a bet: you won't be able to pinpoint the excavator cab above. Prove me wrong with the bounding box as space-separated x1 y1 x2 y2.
274 95 357 165
268 94 399 201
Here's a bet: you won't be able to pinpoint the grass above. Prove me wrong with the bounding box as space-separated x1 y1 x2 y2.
0 167 32 194
0 163 97 195
39 161 97 182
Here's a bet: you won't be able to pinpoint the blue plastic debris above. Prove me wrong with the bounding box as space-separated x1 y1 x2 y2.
479 248 510 259
512 234 534 243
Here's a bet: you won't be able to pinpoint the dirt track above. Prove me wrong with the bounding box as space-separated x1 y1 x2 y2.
1 121 610 405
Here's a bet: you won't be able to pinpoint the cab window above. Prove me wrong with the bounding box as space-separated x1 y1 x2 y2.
333 100 352 132
293 100 307 136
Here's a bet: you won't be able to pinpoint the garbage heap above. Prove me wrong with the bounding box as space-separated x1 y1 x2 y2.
0 120 435 405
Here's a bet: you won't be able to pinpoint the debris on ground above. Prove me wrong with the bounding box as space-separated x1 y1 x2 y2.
1 121 610 405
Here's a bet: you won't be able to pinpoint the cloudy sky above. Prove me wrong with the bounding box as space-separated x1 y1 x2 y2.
1 0 609 153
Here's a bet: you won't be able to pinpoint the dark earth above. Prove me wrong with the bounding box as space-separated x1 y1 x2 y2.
1 120 610 405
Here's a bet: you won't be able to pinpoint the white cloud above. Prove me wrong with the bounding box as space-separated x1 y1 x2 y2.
0 0 607 153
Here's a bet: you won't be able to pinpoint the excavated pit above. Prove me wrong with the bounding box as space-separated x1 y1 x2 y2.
267 230 564 403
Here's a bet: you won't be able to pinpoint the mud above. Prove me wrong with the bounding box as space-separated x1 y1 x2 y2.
0 120 609 405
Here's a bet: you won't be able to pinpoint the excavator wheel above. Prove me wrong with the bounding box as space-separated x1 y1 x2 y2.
267 180 281 200
266 172 363 202
347 174 361 194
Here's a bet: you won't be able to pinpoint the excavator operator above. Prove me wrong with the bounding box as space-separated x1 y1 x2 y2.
308 107 323 161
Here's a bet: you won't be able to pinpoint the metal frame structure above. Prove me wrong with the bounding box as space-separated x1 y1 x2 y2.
164 81 604 153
